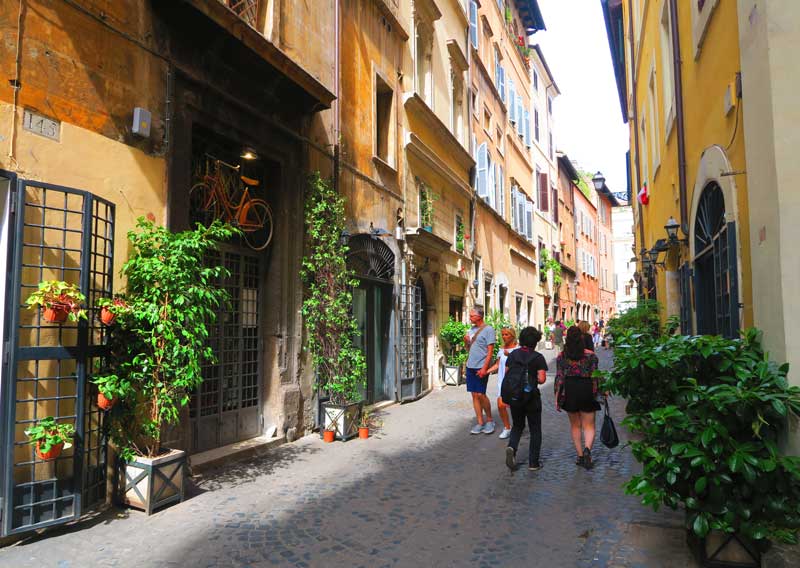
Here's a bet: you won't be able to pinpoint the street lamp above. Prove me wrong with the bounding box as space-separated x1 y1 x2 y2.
592 171 606 191
664 216 680 243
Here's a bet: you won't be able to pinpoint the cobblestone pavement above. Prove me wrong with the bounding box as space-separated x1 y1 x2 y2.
1 347 699 567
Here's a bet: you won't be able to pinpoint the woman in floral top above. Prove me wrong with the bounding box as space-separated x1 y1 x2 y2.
555 326 601 469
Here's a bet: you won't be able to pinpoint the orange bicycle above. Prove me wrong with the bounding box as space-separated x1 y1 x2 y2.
189 156 273 250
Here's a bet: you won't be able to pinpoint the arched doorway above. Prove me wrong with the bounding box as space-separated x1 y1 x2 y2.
693 183 739 337
347 235 395 403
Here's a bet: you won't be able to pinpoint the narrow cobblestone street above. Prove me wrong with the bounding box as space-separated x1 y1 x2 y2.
0 348 695 567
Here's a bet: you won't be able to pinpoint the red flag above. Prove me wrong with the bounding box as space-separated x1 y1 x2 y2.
638 182 649 205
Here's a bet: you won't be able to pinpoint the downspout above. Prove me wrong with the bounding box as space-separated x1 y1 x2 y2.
668 0 689 236
333 0 341 195
627 0 646 292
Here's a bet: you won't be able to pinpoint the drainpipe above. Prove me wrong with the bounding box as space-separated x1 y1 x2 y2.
668 0 689 237
627 0 646 293
333 0 341 195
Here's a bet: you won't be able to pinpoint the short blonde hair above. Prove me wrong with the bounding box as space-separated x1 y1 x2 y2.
500 326 517 340
578 320 590 334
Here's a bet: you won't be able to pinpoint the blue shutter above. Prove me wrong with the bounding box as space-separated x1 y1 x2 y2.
498 165 505 217
487 157 495 205
477 143 487 197
516 95 523 135
525 199 533 241
509 79 516 123
524 110 531 147
469 1 478 49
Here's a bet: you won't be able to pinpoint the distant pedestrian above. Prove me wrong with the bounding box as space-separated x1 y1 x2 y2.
464 306 496 435
592 321 602 348
487 327 519 439
552 320 565 349
554 326 601 469
503 327 548 471
578 320 594 352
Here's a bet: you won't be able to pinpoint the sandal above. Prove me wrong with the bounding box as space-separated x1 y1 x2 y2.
583 447 593 470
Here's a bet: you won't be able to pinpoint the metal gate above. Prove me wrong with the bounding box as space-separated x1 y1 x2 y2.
1 180 114 536
190 247 262 452
398 282 424 401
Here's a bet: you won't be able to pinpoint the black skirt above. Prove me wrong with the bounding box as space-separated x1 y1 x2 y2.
561 376 601 413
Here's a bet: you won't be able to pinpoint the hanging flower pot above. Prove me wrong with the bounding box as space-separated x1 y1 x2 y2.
323 429 336 443
36 441 64 461
26 281 87 323
97 392 116 411
100 306 116 326
43 304 70 323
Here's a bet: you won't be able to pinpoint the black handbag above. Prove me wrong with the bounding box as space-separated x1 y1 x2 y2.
600 398 619 449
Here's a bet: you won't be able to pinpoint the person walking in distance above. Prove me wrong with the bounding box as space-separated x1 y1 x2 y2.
464 306 496 434
503 327 548 471
578 320 595 352
552 320 565 350
486 327 520 439
554 326 601 469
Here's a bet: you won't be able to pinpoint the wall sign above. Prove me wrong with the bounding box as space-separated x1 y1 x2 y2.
22 109 61 141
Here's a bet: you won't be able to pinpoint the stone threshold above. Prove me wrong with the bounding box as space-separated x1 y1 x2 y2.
188 434 287 476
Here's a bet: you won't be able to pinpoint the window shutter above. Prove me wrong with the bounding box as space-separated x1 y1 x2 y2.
485 154 494 203
525 200 533 241
552 188 559 224
499 66 505 103
498 165 505 217
539 172 549 212
469 2 478 49
494 50 500 87
510 186 517 230
516 95 523 135
487 159 495 206
534 108 540 141
477 143 487 197
509 79 516 123
524 110 531 147
517 191 526 235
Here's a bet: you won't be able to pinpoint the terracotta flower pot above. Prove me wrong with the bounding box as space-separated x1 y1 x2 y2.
42 304 69 323
35 441 64 461
97 392 116 411
323 429 336 443
100 306 116 325
358 427 369 439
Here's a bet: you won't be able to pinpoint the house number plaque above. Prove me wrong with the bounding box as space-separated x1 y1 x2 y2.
23 109 61 141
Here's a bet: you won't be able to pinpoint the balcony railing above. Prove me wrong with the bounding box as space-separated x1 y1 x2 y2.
219 0 259 28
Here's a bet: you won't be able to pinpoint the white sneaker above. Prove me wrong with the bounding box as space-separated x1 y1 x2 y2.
470 423 484 435
498 428 511 439
482 421 496 435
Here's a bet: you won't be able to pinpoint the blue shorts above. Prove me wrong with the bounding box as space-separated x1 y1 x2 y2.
466 367 488 394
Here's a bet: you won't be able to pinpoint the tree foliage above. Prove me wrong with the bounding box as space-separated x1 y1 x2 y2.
96 218 236 459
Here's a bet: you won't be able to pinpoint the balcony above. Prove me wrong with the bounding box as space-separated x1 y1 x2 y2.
219 0 260 28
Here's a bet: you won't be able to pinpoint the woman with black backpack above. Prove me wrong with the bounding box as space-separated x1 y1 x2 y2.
502 327 548 472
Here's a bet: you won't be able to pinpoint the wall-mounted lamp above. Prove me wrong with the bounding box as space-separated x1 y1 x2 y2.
472 278 480 292
339 229 351 247
591 171 606 191
240 148 258 160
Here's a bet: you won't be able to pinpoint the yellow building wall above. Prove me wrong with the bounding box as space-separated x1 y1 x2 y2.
625 0 751 329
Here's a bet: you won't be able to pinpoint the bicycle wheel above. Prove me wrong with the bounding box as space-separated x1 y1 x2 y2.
241 199 273 251
189 183 219 227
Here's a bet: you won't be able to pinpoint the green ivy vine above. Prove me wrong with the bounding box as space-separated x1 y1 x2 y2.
539 248 563 287
301 173 366 405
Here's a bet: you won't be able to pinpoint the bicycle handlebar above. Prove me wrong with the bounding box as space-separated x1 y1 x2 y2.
204 153 240 171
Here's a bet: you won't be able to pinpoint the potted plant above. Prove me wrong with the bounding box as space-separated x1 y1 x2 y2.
25 280 87 323
419 183 436 232
92 371 129 411
358 408 383 439
301 173 367 441
604 327 800 565
25 417 75 461
101 217 236 514
439 318 469 386
95 295 129 325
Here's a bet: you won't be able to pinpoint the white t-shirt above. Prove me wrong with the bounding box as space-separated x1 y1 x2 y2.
497 344 520 392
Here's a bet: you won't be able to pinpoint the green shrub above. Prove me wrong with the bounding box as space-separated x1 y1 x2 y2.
439 318 469 367
606 299 661 341
608 328 800 544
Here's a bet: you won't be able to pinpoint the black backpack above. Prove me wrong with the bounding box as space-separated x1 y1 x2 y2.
501 350 537 407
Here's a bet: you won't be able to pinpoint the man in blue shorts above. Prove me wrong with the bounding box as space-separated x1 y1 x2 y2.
464 306 496 434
